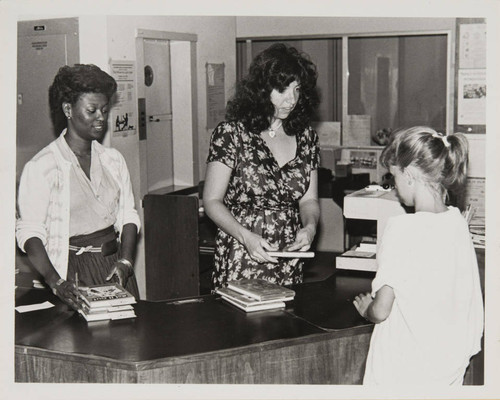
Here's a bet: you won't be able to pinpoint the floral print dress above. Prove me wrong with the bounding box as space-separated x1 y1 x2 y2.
207 121 320 289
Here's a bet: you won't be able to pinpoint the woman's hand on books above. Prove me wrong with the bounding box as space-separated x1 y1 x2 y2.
285 225 316 252
241 231 279 264
106 259 133 287
51 279 80 310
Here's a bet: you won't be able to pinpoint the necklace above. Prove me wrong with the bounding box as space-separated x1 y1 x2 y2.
268 120 283 138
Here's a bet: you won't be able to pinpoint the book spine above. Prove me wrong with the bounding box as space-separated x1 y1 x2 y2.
226 285 263 300
83 297 136 309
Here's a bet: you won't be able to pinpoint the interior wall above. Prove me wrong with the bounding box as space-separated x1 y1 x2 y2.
236 16 456 37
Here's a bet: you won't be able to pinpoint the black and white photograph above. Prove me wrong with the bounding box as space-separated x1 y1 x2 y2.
1 0 499 399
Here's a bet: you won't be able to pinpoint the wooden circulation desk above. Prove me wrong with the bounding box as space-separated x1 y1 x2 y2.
15 253 484 384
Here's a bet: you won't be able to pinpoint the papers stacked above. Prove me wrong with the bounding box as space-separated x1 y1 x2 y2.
216 279 295 313
336 242 377 272
463 204 485 249
469 225 485 249
77 283 137 322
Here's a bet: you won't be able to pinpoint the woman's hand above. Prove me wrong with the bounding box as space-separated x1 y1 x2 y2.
242 231 279 264
285 225 316 252
51 279 80 310
353 292 373 320
106 259 133 287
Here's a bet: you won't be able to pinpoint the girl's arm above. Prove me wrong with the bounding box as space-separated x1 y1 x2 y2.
286 169 320 251
353 285 395 323
203 161 278 263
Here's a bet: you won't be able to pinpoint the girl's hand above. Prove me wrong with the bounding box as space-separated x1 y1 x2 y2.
52 279 80 310
242 231 279 264
353 292 373 320
106 260 133 287
285 225 316 252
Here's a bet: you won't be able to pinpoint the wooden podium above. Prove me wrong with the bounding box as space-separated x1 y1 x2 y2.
143 186 201 300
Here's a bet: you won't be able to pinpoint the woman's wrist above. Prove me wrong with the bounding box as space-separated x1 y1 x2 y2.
303 223 317 238
46 273 64 290
51 278 66 295
116 258 134 276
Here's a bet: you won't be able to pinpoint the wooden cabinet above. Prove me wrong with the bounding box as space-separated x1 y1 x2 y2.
143 186 202 301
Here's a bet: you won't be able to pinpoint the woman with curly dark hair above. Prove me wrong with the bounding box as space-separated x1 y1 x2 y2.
203 43 321 289
16 64 141 309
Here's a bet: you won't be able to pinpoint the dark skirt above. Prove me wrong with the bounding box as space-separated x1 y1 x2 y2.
66 226 140 299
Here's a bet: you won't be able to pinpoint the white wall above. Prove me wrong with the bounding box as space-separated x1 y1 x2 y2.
236 16 456 37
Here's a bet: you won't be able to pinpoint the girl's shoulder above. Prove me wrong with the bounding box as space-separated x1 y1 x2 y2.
387 207 466 232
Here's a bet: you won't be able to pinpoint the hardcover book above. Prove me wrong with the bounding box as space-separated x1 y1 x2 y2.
80 303 135 315
78 283 136 309
78 308 136 322
216 287 292 306
220 296 286 313
266 251 314 258
226 279 295 301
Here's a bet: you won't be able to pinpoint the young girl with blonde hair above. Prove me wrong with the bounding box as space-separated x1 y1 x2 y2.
353 126 483 386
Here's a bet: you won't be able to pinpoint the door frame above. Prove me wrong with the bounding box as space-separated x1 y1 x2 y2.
135 29 198 197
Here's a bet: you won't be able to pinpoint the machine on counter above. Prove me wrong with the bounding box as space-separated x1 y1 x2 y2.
337 186 406 272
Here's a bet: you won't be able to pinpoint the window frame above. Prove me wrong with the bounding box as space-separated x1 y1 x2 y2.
237 29 454 141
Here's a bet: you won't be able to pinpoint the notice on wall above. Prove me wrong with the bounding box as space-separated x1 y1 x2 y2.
459 23 487 69
343 115 371 146
109 60 137 137
457 69 486 125
206 63 226 130
312 121 341 147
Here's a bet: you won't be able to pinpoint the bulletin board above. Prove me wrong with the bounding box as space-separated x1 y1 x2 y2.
454 18 486 134
109 60 137 137
206 63 226 130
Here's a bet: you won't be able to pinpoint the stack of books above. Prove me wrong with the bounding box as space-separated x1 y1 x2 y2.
216 278 295 313
77 283 137 322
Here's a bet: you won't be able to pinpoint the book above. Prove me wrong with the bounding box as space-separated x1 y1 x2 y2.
266 251 315 258
221 296 286 313
78 308 136 322
78 283 136 309
216 287 293 305
80 303 135 315
226 279 295 301
336 246 377 272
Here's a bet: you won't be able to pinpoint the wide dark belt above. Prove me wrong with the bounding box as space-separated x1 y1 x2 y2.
69 226 118 256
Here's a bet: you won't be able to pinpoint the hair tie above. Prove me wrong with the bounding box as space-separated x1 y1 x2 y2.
432 132 450 148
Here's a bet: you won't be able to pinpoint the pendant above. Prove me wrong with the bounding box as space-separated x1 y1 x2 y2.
268 129 276 138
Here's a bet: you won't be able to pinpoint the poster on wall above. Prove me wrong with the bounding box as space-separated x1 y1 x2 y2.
459 23 486 69
206 63 225 130
457 69 486 126
109 60 137 137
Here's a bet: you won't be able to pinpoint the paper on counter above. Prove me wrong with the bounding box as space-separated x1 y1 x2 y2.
15 301 55 313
